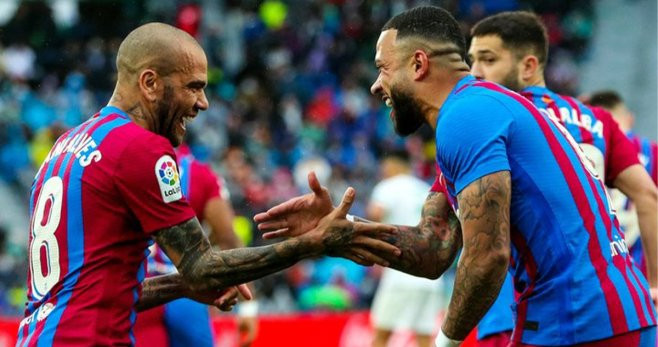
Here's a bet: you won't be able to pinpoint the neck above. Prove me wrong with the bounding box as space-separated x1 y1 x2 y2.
422 69 470 131
107 87 150 130
522 73 546 89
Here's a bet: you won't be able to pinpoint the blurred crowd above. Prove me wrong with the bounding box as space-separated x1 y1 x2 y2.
0 0 594 316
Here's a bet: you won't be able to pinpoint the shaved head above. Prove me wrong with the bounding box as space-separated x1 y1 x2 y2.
109 22 209 147
116 22 204 80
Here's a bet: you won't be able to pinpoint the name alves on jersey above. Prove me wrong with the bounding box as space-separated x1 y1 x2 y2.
44 132 102 168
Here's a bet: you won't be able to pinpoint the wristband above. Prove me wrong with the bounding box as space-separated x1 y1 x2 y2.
237 300 259 317
435 329 462 347
346 214 355 222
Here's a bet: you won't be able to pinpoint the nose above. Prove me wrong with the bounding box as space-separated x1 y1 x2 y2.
470 62 484 79
370 74 382 96
196 90 209 111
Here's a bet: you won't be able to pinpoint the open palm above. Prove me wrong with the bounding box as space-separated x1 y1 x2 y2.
254 172 333 239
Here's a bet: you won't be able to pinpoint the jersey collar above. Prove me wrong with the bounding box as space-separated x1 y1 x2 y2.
99 106 130 120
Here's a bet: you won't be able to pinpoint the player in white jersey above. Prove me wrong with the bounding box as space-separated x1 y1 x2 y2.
368 151 443 347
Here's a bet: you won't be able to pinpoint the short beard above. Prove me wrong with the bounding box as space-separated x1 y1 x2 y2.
390 86 426 136
499 66 523 92
156 84 180 146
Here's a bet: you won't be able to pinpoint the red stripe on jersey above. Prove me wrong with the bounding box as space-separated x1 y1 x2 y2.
509 229 538 343
474 81 628 334
563 96 594 145
51 114 125 345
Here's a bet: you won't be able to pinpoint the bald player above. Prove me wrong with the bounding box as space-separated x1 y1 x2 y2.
17 23 400 346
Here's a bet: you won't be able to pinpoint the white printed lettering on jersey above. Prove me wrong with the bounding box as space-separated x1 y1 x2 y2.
43 131 102 168
610 235 629 257
580 143 605 181
543 106 603 139
155 155 183 203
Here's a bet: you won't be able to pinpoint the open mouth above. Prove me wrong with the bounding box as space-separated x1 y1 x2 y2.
383 96 393 108
179 116 193 131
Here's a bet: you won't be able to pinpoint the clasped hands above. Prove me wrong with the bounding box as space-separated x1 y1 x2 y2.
253 171 401 266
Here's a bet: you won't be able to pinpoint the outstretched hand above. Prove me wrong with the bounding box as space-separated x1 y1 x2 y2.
302 185 401 267
254 171 333 239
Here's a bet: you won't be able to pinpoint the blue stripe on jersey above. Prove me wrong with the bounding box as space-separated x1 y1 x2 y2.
19 117 104 347
37 114 131 346
640 138 654 173
179 155 192 197
129 248 150 346
625 264 653 325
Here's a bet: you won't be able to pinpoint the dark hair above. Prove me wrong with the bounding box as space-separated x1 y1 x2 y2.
471 11 548 66
588 90 623 109
382 6 466 61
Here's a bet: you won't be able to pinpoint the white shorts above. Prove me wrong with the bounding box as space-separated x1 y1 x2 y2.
370 286 443 335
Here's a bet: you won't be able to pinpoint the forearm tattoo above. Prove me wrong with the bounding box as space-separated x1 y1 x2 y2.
154 218 318 293
135 274 186 312
443 171 511 340
374 192 462 278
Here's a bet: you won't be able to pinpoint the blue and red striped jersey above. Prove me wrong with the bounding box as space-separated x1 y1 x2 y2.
17 106 195 346
146 151 227 277
434 76 656 345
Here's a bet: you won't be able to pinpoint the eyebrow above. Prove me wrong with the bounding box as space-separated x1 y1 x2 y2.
471 48 496 55
187 80 207 88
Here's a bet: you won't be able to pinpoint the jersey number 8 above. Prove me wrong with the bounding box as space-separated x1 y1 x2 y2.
30 176 63 300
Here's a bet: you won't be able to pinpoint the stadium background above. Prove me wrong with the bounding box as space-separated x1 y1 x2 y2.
0 0 655 346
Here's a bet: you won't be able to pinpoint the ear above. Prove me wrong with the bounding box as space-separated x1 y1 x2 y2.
519 55 540 82
138 69 159 102
412 50 430 81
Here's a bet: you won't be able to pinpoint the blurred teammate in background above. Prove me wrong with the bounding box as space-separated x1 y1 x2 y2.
255 6 657 347
468 11 658 345
588 90 658 278
134 143 258 347
367 150 442 347
17 22 400 346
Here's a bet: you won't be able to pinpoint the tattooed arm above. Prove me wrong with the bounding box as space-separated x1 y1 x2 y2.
369 192 462 279
153 190 399 296
255 172 461 278
441 171 511 340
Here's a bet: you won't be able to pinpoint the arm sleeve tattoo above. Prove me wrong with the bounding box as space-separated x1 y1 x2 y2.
153 217 320 293
362 192 462 279
442 171 511 340
135 274 186 312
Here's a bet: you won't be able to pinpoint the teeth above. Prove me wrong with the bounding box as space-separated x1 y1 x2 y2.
385 98 393 107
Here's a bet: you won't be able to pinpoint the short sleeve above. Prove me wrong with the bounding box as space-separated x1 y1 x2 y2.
595 107 640 186
436 95 511 195
114 134 195 234
196 163 222 203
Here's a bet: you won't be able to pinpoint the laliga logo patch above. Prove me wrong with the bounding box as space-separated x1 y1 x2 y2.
155 155 183 203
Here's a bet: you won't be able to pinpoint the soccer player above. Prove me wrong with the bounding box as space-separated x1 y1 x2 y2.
367 151 443 347
17 22 399 346
134 144 258 347
588 90 658 278
468 12 658 345
254 6 657 346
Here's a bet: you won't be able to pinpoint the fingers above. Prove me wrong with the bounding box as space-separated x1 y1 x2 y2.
346 247 390 267
257 220 289 232
253 212 271 224
238 284 253 301
352 235 401 257
333 187 355 218
263 197 303 217
341 251 375 267
307 171 323 195
262 228 290 240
